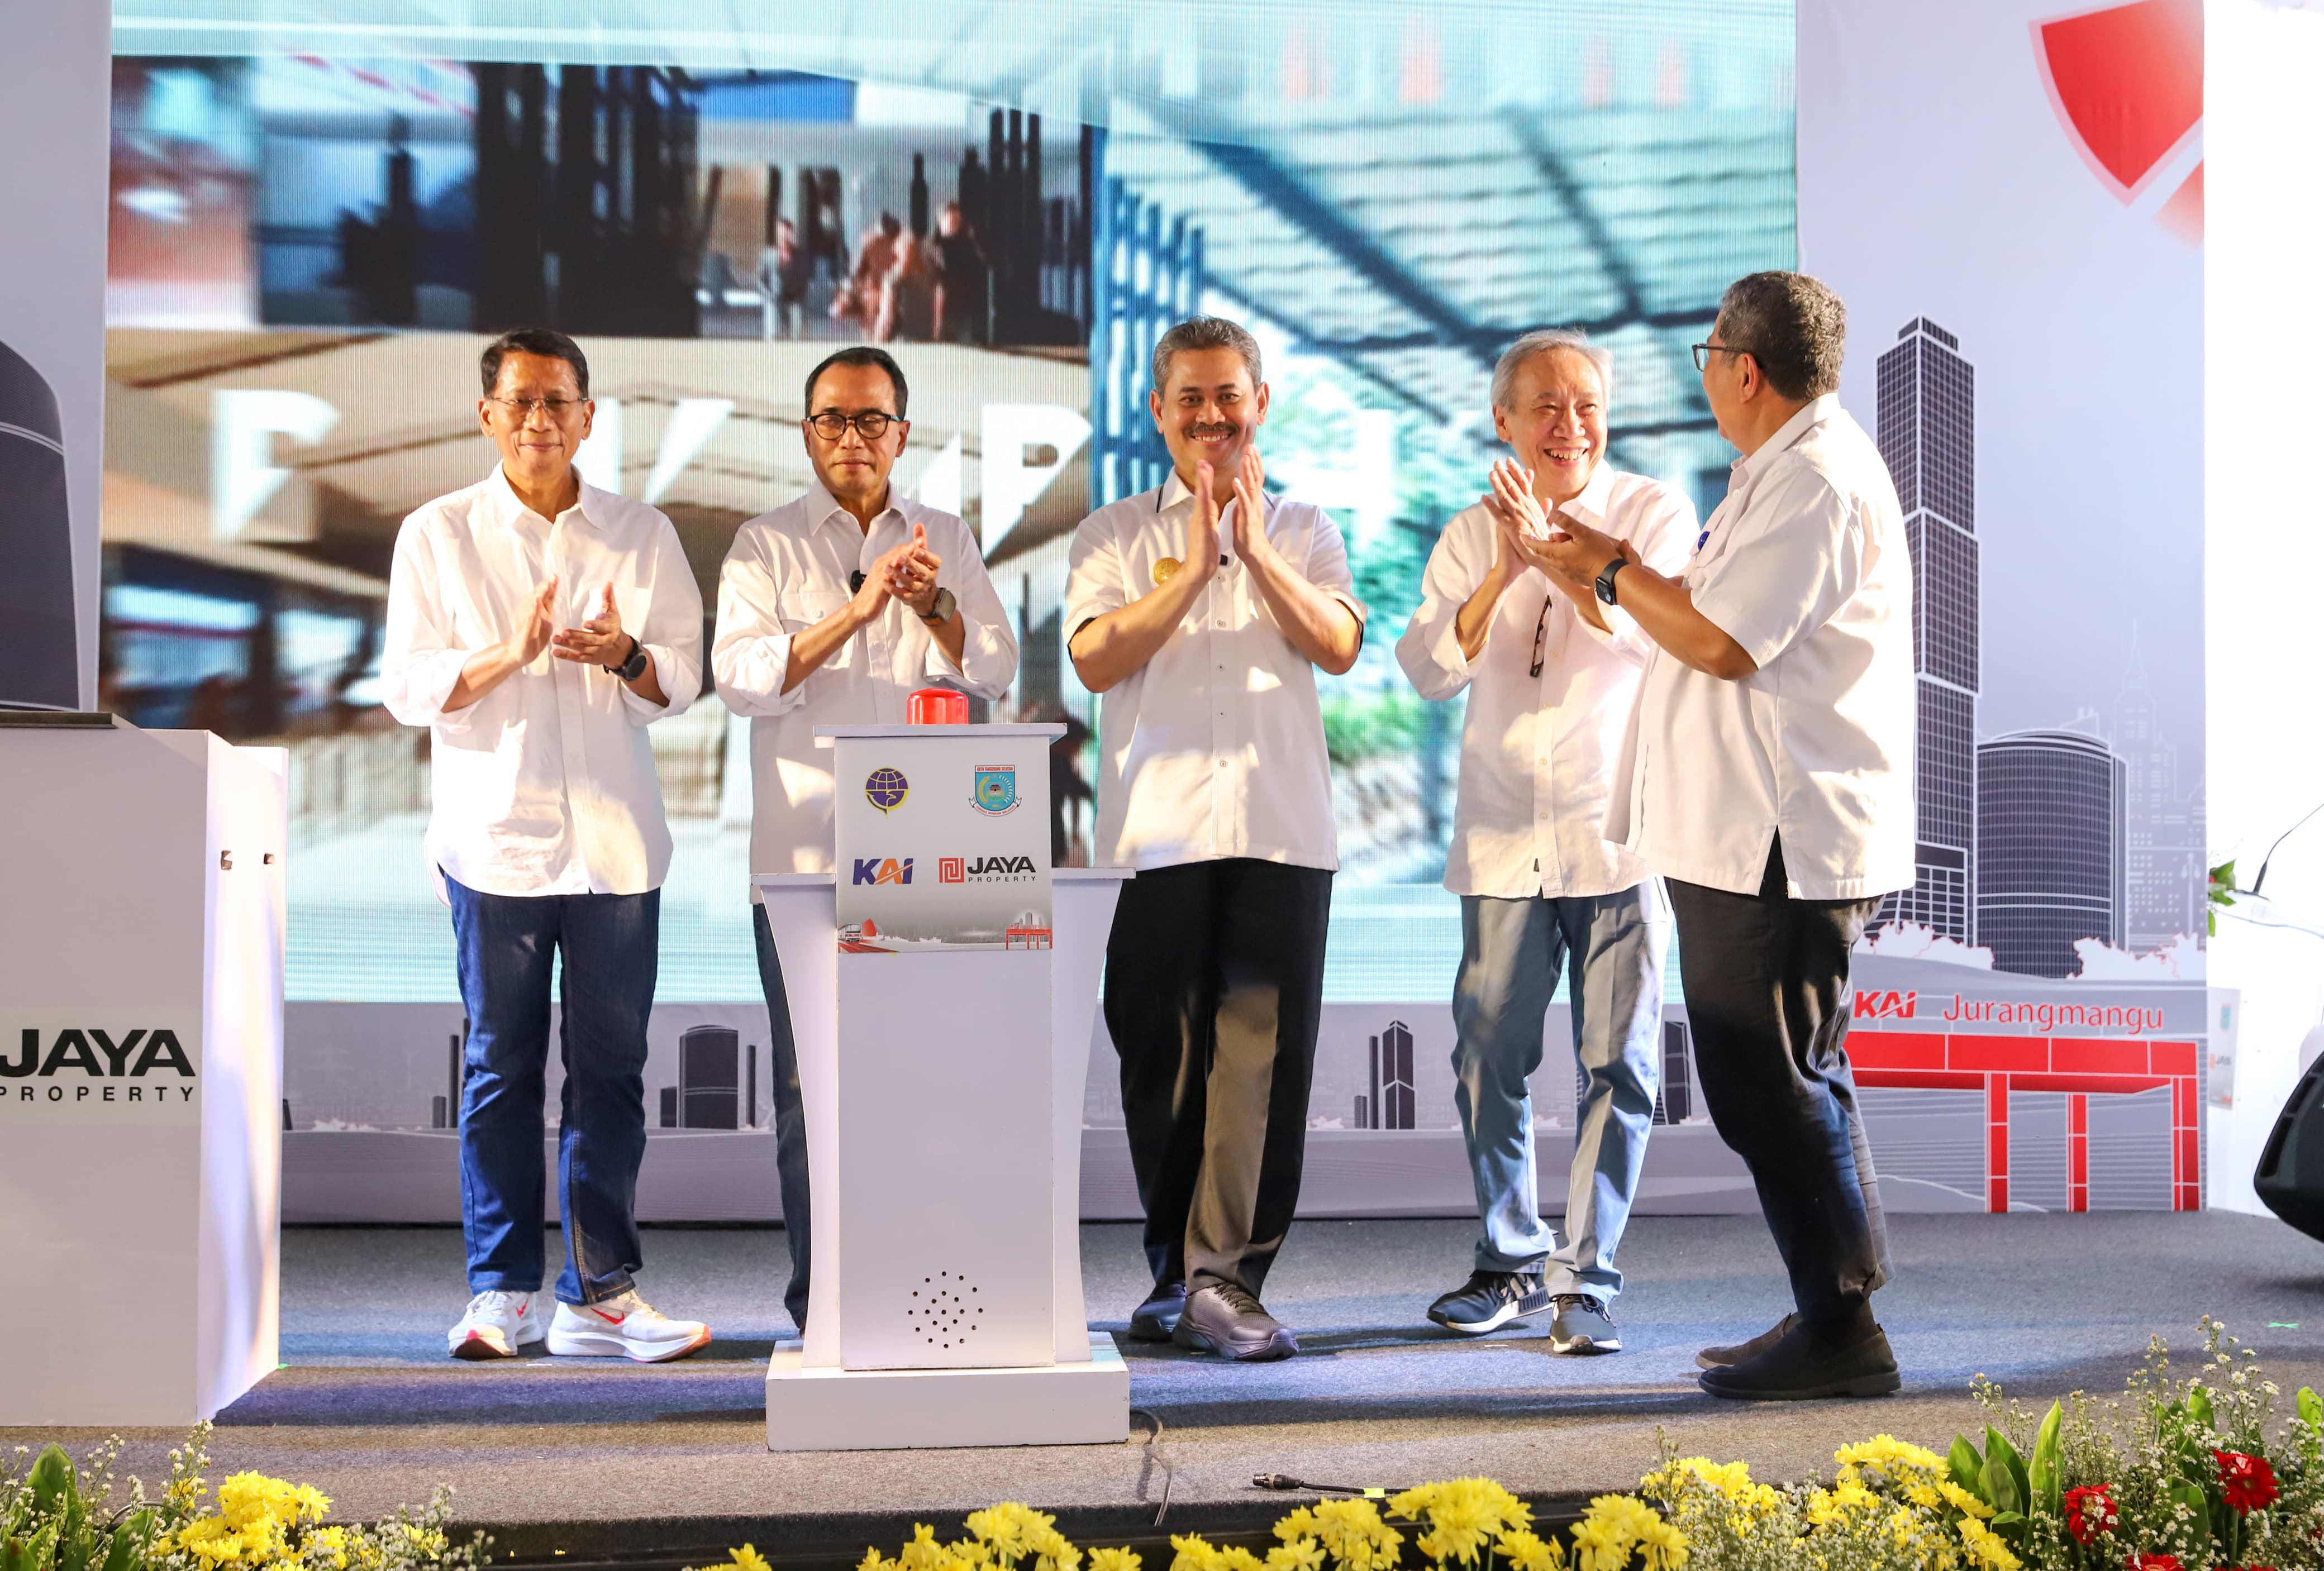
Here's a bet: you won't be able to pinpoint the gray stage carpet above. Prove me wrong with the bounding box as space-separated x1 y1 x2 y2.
8 1214 2323 1558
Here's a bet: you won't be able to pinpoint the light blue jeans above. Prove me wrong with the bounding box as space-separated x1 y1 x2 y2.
1450 882 1669 1300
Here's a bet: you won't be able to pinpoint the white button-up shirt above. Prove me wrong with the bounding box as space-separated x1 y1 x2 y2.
1397 465 1696 899
712 484 1018 886
381 467 703 899
1609 395 1916 900
1064 472 1366 873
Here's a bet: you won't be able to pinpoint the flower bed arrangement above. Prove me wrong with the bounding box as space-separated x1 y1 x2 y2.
1 1426 485 1571
720 1320 2322 1571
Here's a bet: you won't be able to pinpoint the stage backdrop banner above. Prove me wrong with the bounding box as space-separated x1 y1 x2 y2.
1797 0 2206 1206
0 3 109 709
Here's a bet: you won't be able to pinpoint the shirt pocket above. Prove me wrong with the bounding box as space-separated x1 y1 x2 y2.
780 587 853 671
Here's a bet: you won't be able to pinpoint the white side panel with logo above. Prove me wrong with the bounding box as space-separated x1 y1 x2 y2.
831 728 1053 949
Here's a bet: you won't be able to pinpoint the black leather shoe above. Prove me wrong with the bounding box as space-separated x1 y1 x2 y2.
1171 1282 1299 1361
1128 1280 1187 1342
1698 1320 1900 1401
1696 1312 1796 1370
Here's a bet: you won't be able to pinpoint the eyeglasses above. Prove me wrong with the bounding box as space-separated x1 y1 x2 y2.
487 395 587 420
1691 343 1752 373
1530 595 1552 679
807 410 898 441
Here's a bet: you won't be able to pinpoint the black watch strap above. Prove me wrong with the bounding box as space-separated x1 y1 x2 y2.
1594 558 1628 606
607 636 647 681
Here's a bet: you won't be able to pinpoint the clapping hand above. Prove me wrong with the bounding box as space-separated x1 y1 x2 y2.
510 576 559 666
551 582 636 669
1228 443 1274 565
884 521 944 618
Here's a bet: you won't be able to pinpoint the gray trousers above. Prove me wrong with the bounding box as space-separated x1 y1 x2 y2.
1450 882 1669 1298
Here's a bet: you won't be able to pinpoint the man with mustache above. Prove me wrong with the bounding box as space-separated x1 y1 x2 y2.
1530 272 1915 1400
382 327 710 1364
1065 316 1366 1360
1396 330 1694 1354
712 345 1017 1337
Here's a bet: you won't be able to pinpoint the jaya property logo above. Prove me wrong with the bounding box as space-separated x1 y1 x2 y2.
938 854 1037 884
3 1026 198 1108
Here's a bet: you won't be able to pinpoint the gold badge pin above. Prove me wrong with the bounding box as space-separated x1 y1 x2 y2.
1153 557 1181 586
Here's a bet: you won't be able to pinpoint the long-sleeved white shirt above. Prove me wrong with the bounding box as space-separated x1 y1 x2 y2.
381 467 703 899
1397 465 1696 899
1064 472 1366 873
1608 395 1917 900
712 484 1017 888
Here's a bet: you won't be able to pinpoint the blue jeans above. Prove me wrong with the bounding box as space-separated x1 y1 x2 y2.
1451 883 1669 1300
445 874 659 1306
750 903 813 1334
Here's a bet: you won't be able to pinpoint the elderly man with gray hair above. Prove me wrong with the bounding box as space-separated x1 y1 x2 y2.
1065 314 1366 1361
1397 329 1696 1353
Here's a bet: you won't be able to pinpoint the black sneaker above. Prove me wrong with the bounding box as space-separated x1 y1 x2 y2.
1172 1282 1299 1361
1547 1293 1621 1354
1128 1279 1187 1342
1426 1269 1551 1335
1696 1312 1796 1370
1698 1320 1901 1401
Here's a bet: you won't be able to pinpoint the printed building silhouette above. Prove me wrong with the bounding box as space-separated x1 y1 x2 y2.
1875 317 1979 940
1356 1020 1417 1130
1975 730 2127 978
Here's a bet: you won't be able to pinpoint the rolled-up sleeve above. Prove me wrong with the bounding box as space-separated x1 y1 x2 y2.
379 516 478 733
1063 518 1128 643
620 519 702 723
712 525 809 720
1690 469 1859 670
926 518 1019 698
1397 508 1488 702
1572 484 1699 667
1300 507 1369 628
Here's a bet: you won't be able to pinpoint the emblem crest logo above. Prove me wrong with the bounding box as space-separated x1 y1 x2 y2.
973 765 1019 815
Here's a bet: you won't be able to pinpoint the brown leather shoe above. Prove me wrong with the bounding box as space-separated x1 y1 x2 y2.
1698 1320 1900 1401
1171 1282 1298 1361
1696 1312 1796 1370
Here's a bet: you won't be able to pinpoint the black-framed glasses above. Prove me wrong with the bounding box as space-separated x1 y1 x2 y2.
807 410 898 441
1530 594 1552 679
486 395 587 420
1690 342 1752 373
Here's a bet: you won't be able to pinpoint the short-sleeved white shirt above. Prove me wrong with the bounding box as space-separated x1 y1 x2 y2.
1608 395 1916 900
1064 472 1366 873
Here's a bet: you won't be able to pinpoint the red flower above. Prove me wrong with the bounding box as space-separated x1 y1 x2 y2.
2212 1449 2281 1514
2124 1556 2183 1570
2066 1484 2121 1544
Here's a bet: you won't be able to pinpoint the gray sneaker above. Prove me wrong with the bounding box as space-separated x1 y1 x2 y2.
1427 1269 1551 1334
1548 1292 1621 1354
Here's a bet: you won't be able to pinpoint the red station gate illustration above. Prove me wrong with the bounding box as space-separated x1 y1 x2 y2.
1848 989 2200 1212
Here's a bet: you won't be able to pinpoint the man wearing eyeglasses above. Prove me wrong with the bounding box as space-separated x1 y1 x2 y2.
1395 331 1694 1356
711 345 1018 1336
1530 272 1915 1401
382 327 711 1364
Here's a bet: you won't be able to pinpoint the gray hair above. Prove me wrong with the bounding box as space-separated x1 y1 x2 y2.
1715 271 1846 401
1490 329 1613 410
1151 314 1263 391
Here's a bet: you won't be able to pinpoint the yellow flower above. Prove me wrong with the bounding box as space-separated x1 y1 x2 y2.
968 1505 1045 1561
1568 1496 1685 1571
1390 1478 1528 1567
897 1525 954 1571
1089 1551 1143 1571
1264 1540 1324 1571
1954 1517 2020 1571
1299 1499 1403 1571
1832 1435 1944 1487
301 1526 351 1571
1935 1481 1993 1520
1169 1534 1224 1571
1492 1527 1565 1571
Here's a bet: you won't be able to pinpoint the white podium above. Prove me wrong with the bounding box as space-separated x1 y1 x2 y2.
756 722 1132 1451
0 722 287 1425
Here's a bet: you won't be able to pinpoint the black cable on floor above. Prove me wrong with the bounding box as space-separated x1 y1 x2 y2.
1251 1473 1399 1499
1130 1408 1176 1525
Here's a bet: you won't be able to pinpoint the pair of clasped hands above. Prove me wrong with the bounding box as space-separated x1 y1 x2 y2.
1173 446 1283 584
840 520 946 624
1479 455 1636 613
502 579 640 674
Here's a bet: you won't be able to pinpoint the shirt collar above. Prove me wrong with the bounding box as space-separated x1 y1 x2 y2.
804 478 903 539
1558 461 1617 528
485 464 597 531
1159 469 1196 513
1732 394 1840 486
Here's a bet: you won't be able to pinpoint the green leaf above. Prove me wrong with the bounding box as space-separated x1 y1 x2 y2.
2188 1386 2217 1433
1984 1426 2031 1515
2300 1386 2322 1428
1947 1436 1985 1498
1980 1451 2023 1519
2029 1401 2064 1516
2169 1478 2209 1521
25 1450 72 1522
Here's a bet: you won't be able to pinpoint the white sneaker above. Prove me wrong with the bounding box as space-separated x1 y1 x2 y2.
447 1289 547 1360
545 1288 712 1363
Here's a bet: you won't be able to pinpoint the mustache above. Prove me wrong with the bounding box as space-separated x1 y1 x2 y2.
1186 422 1239 440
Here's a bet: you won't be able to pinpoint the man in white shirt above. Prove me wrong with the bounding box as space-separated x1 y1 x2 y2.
1396 331 1693 1355
1535 273 1914 1401
1066 316 1365 1362
712 345 1017 1334
382 328 711 1364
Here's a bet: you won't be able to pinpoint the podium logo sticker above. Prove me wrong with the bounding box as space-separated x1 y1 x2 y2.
864 767 910 814
944 853 1037 884
851 857 913 886
939 857 966 883
1 1019 203 1121
971 766 1019 815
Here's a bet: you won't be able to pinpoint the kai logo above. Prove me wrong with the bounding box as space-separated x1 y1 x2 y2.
4 1028 198 1106
851 857 914 886
1853 990 1918 1021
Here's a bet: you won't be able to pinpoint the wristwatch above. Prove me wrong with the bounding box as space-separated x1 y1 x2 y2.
606 636 649 682
1594 558 1628 606
920 587 958 627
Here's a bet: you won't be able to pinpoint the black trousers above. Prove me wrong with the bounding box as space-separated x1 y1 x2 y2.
1103 858 1333 1297
1663 838 1893 1333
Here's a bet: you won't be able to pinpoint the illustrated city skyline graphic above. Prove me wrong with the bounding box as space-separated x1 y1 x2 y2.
1873 317 2203 976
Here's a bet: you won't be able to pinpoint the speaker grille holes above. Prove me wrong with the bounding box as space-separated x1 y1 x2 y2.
904 1269 984 1348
